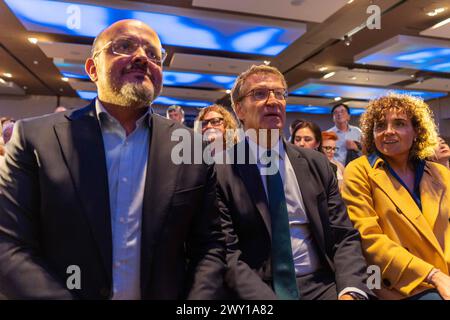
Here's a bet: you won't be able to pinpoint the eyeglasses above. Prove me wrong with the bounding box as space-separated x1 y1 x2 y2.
92 36 167 66
238 88 287 102
202 117 224 128
322 146 339 152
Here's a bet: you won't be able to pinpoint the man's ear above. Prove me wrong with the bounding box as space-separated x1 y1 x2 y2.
85 58 98 82
234 102 245 122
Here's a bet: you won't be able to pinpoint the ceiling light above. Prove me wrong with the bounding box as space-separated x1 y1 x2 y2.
318 66 328 72
410 74 415 78
347 0 354 4
28 37 38 44
263 60 271 65
344 35 352 46
0 78 6 84
427 7 447 16
3 73 12 78
225 89 231 94
33 60 39 65
334 97 342 101
350 76 357 80
61 77 69 82
323 72 336 79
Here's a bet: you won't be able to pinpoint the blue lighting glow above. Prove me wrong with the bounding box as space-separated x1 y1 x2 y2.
77 91 97 100
163 71 236 89
5 0 305 56
62 71 89 80
286 105 366 115
355 35 450 73
64 69 236 89
291 82 447 101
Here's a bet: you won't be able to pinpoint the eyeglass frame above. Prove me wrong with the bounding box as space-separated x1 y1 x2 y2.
201 117 224 128
92 36 167 66
237 87 288 102
322 145 339 152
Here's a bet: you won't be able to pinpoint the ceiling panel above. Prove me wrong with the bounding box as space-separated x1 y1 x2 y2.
6 0 306 56
192 0 348 23
420 18 450 39
355 35 450 73
344 100 369 109
321 69 412 86
287 95 334 106
170 53 264 74
38 42 90 61
406 78 450 91
0 78 26 95
68 79 95 91
291 80 448 101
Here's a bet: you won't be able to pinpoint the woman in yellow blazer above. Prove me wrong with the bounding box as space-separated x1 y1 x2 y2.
342 93 450 300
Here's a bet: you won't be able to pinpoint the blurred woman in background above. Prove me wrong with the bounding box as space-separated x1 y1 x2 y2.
195 104 239 156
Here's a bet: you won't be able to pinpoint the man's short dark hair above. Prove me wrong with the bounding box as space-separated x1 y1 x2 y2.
331 103 350 114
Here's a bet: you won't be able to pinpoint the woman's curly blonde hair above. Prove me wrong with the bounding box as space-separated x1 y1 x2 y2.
195 104 239 146
360 93 439 160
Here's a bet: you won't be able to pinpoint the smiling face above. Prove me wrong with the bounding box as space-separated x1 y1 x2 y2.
85 20 163 108
373 109 416 161
234 73 286 131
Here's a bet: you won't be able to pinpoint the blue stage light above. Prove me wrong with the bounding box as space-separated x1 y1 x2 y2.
355 35 450 73
286 105 366 115
163 71 236 89
77 91 97 100
291 82 446 101
5 0 305 56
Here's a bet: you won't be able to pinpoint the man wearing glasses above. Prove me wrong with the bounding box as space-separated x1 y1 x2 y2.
216 65 371 300
0 19 226 299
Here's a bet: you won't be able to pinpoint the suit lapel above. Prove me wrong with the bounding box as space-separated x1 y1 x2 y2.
140 115 180 290
53 102 112 281
234 140 272 239
285 143 326 253
369 164 443 255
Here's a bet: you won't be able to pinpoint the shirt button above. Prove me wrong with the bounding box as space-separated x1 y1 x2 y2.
122 177 128 183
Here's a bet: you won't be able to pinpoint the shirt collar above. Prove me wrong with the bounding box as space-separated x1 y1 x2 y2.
246 134 285 164
95 98 152 130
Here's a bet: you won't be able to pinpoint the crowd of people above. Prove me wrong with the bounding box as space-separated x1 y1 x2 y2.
0 18 449 300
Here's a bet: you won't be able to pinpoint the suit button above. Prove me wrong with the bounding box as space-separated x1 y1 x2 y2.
100 288 110 298
383 279 391 287
396 207 402 214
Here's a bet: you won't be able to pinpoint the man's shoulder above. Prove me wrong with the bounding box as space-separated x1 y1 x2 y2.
18 106 87 130
285 142 329 168
327 126 337 132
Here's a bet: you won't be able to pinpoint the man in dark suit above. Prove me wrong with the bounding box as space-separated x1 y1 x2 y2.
0 19 226 299
217 65 371 300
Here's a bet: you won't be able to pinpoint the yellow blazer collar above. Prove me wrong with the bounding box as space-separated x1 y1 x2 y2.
366 154 445 257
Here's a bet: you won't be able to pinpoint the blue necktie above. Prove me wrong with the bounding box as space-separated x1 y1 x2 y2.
265 152 299 300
